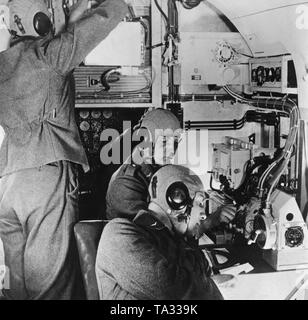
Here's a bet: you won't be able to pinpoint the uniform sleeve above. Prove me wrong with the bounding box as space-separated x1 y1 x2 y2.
38 0 128 75
96 219 223 300
106 170 149 220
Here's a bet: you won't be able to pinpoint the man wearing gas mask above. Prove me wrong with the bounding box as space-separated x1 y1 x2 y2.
106 108 182 220
0 0 128 299
96 165 235 300
106 108 235 231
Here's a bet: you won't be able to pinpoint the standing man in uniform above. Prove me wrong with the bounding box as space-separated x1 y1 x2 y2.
0 0 128 299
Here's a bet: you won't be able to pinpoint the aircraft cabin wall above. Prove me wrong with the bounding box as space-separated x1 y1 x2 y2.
207 0 308 216
157 1 301 216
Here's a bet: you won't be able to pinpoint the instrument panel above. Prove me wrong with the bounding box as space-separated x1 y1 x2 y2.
75 108 146 220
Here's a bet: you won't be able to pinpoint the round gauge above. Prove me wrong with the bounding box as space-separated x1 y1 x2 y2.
79 111 90 119
102 110 113 119
80 121 90 132
285 227 304 247
91 111 102 119
215 42 235 65
91 121 102 133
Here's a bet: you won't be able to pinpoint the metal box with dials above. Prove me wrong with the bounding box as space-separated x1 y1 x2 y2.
178 32 250 90
249 55 298 94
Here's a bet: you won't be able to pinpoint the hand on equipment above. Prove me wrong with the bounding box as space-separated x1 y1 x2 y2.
218 205 237 224
201 204 237 232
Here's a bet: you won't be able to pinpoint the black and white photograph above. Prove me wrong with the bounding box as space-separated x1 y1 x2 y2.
0 0 308 305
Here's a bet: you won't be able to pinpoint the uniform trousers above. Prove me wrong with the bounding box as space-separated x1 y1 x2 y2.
0 161 80 300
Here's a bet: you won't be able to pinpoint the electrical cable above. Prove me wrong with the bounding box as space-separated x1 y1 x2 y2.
128 16 150 47
153 0 169 29
223 85 299 204
100 68 120 92
89 67 153 97
147 42 164 50
229 44 254 59
185 109 282 131
235 51 254 58
265 106 299 204
127 5 136 18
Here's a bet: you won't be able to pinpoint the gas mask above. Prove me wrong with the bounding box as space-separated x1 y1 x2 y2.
166 182 207 218
8 0 53 38
149 165 208 238
166 181 208 238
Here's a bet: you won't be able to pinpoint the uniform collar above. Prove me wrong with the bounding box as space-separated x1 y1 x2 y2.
133 207 174 235
139 163 160 179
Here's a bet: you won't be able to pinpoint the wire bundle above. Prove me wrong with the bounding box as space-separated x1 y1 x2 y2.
185 109 282 131
223 86 299 205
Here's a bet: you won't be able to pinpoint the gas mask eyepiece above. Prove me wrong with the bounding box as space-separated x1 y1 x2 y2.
33 12 52 37
166 182 192 212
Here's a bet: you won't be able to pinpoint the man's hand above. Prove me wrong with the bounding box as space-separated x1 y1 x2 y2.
217 205 237 224
201 204 237 232
68 0 106 25
68 0 90 25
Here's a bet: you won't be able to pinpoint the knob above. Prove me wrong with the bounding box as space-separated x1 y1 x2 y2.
248 229 262 245
80 121 90 132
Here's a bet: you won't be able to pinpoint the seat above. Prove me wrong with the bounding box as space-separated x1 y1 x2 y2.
74 220 108 300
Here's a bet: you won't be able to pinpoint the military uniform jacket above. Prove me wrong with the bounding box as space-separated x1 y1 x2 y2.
0 0 128 177
106 159 160 220
96 209 223 300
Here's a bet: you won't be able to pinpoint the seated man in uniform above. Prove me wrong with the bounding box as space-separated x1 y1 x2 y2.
96 165 236 300
105 108 182 220
105 108 235 231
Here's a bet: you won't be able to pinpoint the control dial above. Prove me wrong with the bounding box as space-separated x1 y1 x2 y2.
285 226 304 247
80 121 90 132
215 41 235 65
103 110 113 119
79 111 90 119
91 111 102 119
